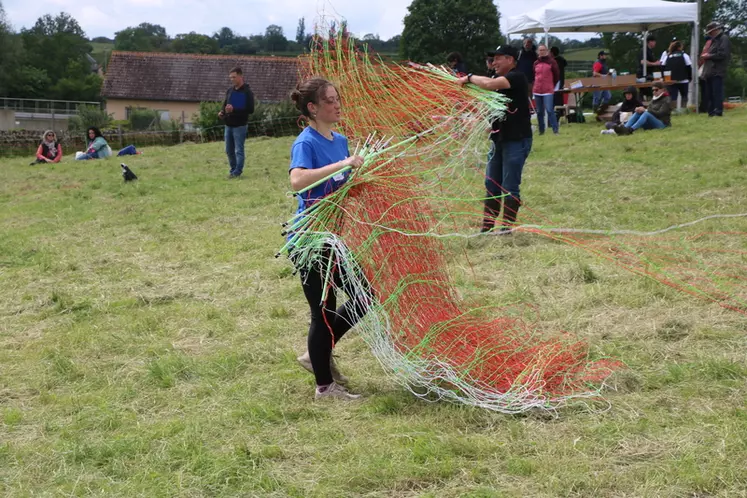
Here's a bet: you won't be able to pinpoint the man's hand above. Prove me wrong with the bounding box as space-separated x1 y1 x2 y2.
218 111 225 119
457 75 469 87
635 106 645 114
225 104 234 113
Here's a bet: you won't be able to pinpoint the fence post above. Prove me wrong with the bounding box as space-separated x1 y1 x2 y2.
117 125 124 149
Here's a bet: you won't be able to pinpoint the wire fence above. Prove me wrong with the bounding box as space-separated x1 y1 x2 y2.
0 116 302 158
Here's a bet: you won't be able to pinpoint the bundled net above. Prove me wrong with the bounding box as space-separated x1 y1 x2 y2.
280 34 620 413
281 30 746 413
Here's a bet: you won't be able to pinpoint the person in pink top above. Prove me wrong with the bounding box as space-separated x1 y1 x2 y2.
533 44 560 135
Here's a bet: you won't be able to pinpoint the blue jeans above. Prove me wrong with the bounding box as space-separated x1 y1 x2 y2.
592 90 611 108
225 125 248 176
117 145 137 156
534 94 558 134
485 138 533 200
76 151 99 160
706 76 724 116
625 111 666 130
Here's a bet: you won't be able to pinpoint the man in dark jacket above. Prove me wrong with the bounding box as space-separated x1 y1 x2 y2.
614 82 671 134
516 38 537 92
219 66 255 178
701 22 731 117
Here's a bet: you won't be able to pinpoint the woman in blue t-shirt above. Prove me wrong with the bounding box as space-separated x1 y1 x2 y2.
288 78 367 401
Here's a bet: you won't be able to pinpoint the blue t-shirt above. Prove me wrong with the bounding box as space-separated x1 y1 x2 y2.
289 126 351 215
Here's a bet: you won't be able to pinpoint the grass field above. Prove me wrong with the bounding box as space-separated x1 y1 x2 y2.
563 48 607 62
2 109 747 496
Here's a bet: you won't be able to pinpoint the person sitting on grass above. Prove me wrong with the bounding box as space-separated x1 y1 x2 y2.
75 127 112 160
31 130 63 165
601 86 643 133
614 82 672 135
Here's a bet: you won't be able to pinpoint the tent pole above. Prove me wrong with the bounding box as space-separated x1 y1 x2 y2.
691 0 701 113
544 29 549 47
643 30 648 78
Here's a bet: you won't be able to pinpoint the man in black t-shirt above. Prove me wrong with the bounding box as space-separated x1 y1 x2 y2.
458 45 533 233
638 34 661 100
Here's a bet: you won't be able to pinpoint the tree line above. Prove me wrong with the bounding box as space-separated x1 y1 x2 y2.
109 19 401 56
0 7 102 102
4 0 741 105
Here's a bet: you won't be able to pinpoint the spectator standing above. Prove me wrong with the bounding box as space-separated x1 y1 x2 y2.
517 38 538 93
592 51 612 112
551 46 567 111
698 36 714 113
638 34 661 100
701 22 731 117
218 66 255 178
447 52 468 76
533 44 560 135
661 41 693 108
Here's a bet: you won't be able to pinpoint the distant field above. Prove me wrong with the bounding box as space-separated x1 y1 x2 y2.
563 47 606 61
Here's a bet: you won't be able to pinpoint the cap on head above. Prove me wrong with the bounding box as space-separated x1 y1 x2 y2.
598 50 607 57
487 45 519 60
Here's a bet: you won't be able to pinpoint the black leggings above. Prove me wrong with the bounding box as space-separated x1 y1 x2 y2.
299 253 370 386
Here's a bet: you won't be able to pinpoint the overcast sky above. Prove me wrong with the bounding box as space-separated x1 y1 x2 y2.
3 0 592 41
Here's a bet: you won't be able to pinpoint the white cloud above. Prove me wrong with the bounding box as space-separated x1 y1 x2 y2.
4 0 589 40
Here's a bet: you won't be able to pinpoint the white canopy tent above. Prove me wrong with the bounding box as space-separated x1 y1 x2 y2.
505 0 700 106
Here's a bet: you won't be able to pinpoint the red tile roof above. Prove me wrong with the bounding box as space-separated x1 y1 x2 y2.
102 51 302 103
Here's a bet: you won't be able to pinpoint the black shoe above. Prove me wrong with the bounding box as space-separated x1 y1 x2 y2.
481 196 502 233
502 196 521 230
614 124 632 136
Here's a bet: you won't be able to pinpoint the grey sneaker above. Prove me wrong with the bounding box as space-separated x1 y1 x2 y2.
297 351 349 385
315 382 361 400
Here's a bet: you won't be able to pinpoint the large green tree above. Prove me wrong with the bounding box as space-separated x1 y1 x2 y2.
296 18 306 45
114 23 170 52
170 32 219 54
264 24 288 52
0 1 24 96
400 0 502 73
21 12 91 84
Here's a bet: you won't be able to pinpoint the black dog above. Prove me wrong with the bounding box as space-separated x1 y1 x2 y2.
121 163 138 182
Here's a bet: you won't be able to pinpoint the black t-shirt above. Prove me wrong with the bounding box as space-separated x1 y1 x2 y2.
637 47 657 77
491 69 532 143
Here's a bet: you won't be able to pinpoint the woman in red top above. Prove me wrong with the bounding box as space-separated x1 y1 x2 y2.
533 44 560 135
32 130 63 165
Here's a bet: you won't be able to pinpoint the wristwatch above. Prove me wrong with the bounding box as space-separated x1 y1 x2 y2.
467 73 473 83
